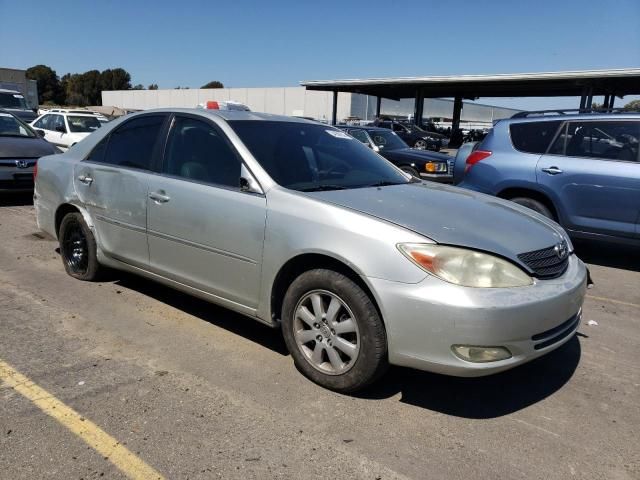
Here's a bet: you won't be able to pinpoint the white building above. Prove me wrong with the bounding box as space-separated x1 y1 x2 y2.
101 86 519 126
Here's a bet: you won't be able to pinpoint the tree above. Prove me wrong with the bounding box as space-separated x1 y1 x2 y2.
623 99 640 111
201 80 224 89
26 65 64 104
148 84 159 90
132 84 145 90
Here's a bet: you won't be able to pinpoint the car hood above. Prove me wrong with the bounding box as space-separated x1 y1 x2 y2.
304 182 567 265
384 148 450 164
0 136 57 158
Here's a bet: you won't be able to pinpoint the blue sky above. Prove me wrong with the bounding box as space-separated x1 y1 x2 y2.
1 0 639 109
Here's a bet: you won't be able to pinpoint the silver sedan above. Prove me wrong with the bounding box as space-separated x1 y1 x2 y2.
34 109 587 392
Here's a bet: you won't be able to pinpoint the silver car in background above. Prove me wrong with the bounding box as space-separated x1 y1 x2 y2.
34 109 587 392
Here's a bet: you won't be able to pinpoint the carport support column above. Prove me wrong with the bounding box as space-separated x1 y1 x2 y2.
331 90 338 126
413 89 424 127
375 96 381 118
452 96 463 133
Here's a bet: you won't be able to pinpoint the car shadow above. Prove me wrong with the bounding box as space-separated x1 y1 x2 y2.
113 272 289 356
0 193 33 206
573 239 640 272
357 336 581 419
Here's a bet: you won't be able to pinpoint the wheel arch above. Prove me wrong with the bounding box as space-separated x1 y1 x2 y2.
54 203 94 239
270 253 384 328
497 187 560 221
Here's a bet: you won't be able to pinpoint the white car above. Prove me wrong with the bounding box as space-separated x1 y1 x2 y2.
30 112 102 151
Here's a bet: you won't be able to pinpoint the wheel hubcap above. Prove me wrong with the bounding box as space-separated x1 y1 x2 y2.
62 222 88 274
293 290 360 375
414 140 426 149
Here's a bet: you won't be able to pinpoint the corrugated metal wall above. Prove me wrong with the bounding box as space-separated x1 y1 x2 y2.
102 87 352 122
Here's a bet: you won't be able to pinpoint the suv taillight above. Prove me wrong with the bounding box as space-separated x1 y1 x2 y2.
465 150 492 173
33 161 38 181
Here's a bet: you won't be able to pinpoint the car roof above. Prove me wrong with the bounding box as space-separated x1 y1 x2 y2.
128 108 318 124
504 112 640 125
337 125 389 132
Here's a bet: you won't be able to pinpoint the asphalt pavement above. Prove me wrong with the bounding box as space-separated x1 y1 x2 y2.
0 197 638 479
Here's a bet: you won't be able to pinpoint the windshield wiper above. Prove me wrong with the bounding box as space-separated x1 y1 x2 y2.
300 184 348 192
363 180 407 188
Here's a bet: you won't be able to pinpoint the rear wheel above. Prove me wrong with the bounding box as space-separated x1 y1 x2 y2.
59 212 102 280
509 197 554 220
281 269 388 393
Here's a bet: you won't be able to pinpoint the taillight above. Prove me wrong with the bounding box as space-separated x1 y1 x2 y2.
33 161 38 181
206 101 220 109
465 150 492 173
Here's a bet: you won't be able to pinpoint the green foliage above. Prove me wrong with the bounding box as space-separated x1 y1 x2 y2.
25 65 65 104
148 84 159 90
623 99 640 111
201 80 224 89
26 65 135 106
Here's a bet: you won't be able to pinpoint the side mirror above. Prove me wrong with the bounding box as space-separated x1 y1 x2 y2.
373 145 380 152
55 125 66 133
239 164 263 194
36 129 46 137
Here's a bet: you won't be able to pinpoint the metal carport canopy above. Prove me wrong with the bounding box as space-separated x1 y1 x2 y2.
300 68 640 100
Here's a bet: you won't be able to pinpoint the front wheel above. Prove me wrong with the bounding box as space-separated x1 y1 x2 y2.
281 269 388 393
400 166 420 178
509 197 554 220
413 139 427 150
59 212 103 280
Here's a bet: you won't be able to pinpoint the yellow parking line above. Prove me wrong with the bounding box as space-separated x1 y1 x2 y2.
586 295 640 309
0 359 164 480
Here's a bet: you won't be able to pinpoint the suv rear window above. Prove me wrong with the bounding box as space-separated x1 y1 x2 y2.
509 121 561 154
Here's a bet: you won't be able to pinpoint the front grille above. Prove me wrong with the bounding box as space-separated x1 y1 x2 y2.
518 244 569 278
531 311 580 350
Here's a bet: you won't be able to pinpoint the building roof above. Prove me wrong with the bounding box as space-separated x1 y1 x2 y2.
301 68 640 100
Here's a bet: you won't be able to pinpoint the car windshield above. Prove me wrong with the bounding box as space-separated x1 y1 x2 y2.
67 115 102 133
0 112 36 138
229 121 410 191
368 130 408 150
0 92 28 109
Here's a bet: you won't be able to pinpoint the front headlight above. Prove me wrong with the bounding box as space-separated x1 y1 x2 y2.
398 243 533 288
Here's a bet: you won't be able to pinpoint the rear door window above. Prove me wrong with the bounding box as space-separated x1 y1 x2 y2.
163 116 241 188
100 115 166 170
348 129 371 145
510 121 562 154
550 121 640 162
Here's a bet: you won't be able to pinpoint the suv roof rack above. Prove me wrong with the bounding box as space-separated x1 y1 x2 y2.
511 108 639 118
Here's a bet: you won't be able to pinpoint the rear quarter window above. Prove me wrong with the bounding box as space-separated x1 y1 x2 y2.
509 121 562 154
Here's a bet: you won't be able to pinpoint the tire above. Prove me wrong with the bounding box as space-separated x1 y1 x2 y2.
400 166 420 178
509 197 554 220
413 139 427 150
281 269 388 393
58 212 103 281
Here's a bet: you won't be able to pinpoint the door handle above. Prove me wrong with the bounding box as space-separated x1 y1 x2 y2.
541 166 563 175
77 174 93 185
149 191 170 203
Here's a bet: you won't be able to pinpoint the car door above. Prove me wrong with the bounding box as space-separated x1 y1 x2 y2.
48 114 71 149
147 114 267 310
537 119 640 239
74 114 168 268
32 114 56 144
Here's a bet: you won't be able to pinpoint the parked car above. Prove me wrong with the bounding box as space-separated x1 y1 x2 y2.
30 112 102 151
34 109 587 392
339 125 453 182
0 110 58 192
0 89 37 123
458 111 640 246
45 108 110 123
376 120 448 151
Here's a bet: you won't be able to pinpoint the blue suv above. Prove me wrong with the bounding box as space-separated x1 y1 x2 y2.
458 111 640 245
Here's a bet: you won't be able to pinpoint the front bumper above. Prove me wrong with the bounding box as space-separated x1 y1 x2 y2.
0 166 35 192
367 254 587 377
419 172 453 183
